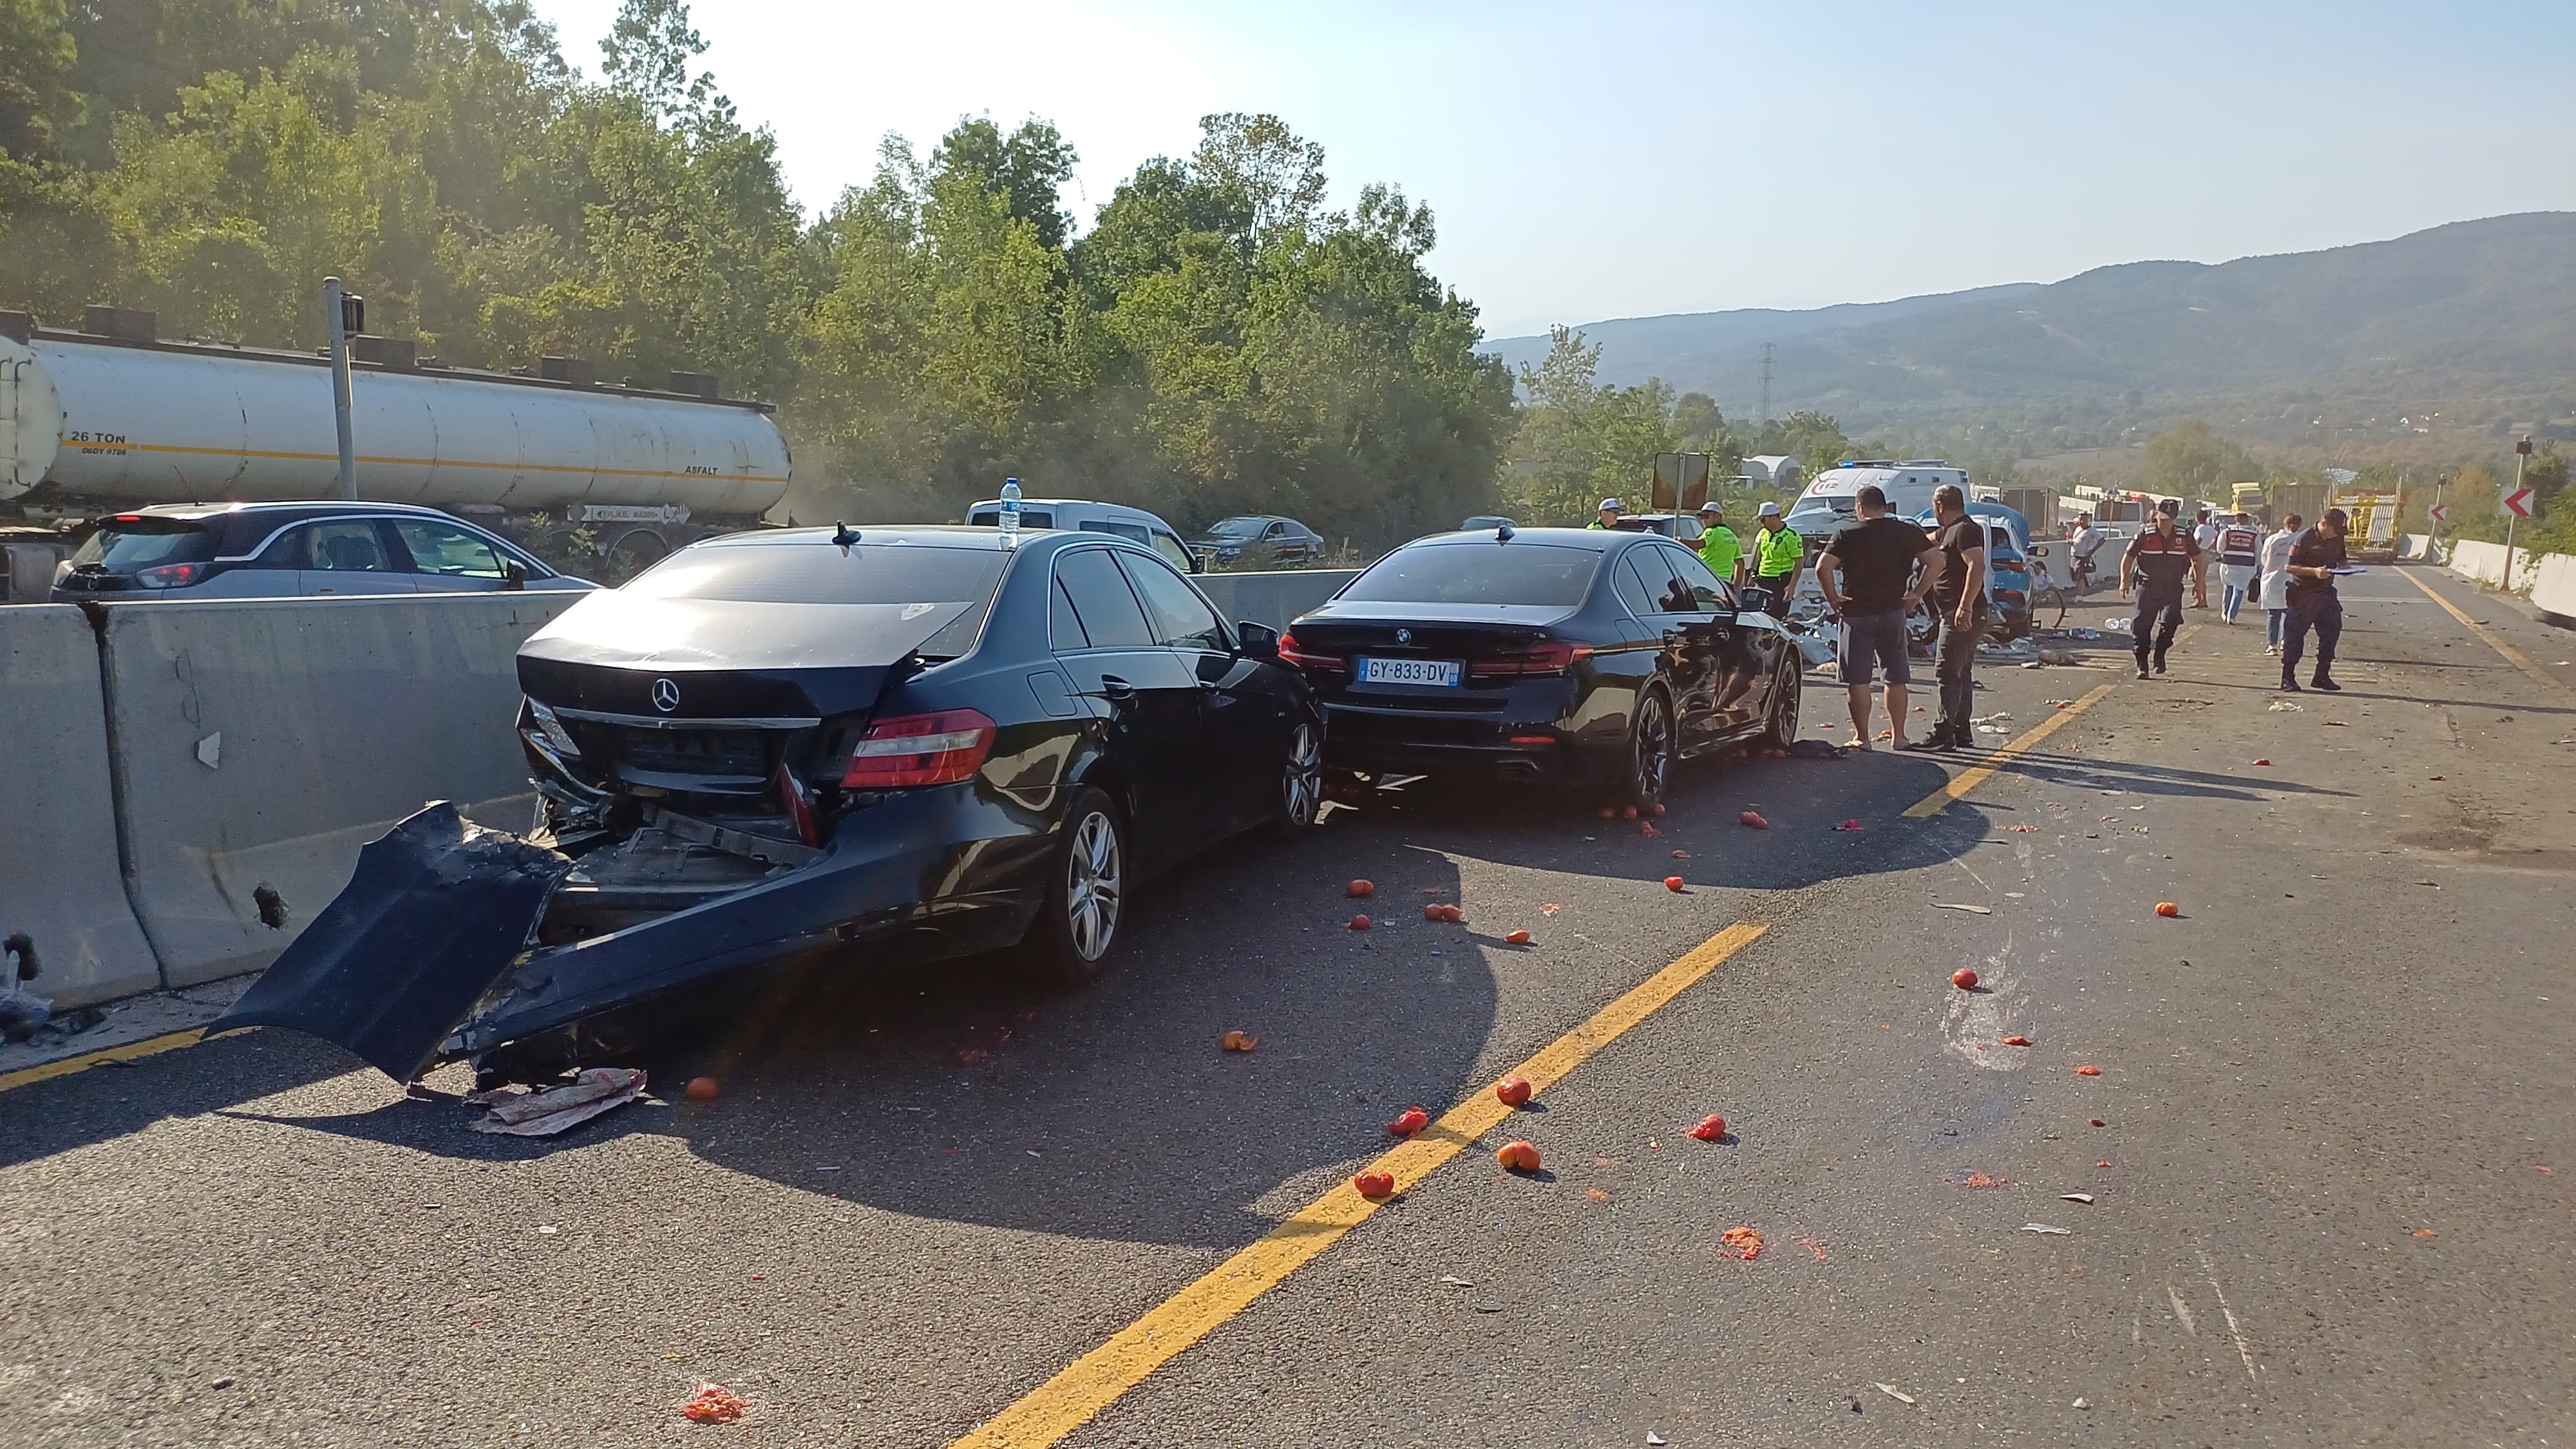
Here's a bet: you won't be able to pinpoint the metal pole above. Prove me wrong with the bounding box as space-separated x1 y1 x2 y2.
324 276 357 500
2502 448 2526 592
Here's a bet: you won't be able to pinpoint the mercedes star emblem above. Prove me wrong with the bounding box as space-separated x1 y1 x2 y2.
650 677 680 713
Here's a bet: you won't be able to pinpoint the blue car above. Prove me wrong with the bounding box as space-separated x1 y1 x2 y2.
1914 503 2034 639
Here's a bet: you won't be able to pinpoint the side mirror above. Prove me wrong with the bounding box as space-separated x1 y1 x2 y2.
1737 586 1778 618
1236 620 1280 658
503 560 530 592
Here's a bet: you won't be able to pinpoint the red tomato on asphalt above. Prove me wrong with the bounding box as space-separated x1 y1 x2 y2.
1951 968 1980 990
1497 1141 1542 1172
1386 1107 1430 1136
1352 1170 1397 1199
1495 1075 1533 1108
1686 1114 1727 1141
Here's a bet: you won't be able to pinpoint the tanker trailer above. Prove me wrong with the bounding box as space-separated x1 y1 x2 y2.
0 307 791 576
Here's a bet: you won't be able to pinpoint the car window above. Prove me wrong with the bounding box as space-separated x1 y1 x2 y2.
1081 520 1150 544
1611 555 1662 618
70 520 214 573
627 540 1005 607
1052 547 1156 649
1148 531 1195 574
392 518 509 578
1264 521 1285 538
1624 549 1694 613
1663 545 1734 611
1116 551 1229 650
1050 576 1089 650
1339 542 1600 607
307 521 392 572
968 509 1056 529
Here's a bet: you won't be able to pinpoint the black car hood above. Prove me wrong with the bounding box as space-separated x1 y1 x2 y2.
516 592 975 719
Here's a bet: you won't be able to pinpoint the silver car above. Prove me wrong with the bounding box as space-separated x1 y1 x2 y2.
51 501 594 601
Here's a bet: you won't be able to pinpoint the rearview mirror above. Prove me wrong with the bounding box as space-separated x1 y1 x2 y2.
1236 620 1280 657
1736 586 1779 618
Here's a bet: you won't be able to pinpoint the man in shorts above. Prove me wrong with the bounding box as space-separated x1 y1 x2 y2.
1816 484 1942 749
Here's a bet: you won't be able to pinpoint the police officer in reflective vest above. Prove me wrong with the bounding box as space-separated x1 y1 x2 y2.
2119 506 2200 679
1752 502 1803 616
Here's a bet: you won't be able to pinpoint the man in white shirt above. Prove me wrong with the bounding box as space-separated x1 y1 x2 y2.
2259 514 2303 656
2068 515 2107 594
2190 509 2218 608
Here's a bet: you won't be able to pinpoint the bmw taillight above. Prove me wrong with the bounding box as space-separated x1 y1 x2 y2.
1276 633 1343 670
841 708 996 788
1470 642 1594 677
133 562 205 589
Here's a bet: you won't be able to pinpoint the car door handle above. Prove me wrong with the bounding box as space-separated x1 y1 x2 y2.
1098 676 1135 699
1195 679 1219 692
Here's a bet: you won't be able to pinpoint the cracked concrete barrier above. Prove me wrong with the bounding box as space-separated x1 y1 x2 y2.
95 591 583 988
0 605 162 1007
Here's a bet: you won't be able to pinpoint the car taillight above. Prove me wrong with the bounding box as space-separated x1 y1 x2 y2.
841 708 996 788
133 562 205 589
1470 642 1593 677
1276 632 1343 670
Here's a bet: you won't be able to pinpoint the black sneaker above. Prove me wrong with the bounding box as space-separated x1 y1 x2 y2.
2279 674 2301 692
2134 661 2151 679
1902 730 1955 753
2153 657 2168 676
2311 676 2342 692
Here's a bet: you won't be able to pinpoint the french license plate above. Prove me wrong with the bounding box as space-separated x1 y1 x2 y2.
1358 656 1462 687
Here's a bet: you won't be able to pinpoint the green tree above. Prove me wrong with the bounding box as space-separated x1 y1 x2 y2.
2142 418 2261 500
930 115 1077 251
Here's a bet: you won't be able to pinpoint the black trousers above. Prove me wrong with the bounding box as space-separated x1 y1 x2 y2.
1756 574 1795 617
2132 588 2184 663
2282 593 2343 678
1934 603 1984 734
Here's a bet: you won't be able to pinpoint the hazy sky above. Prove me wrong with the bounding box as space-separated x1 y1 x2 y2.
529 1 2576 338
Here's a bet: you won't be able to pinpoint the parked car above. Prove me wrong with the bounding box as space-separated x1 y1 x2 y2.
1913 502 2034 639
964 497 1201 575
1457 515 1516 533
50 501 592 601
1609 512 1705 544
1195 515 1325 566
1277 527 1802 810
215 526 1321 1083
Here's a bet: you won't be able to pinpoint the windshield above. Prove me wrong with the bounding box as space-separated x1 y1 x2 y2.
1206 518 1267 537
624 540 1007 608
1339 542 1598 607
70 522 216 573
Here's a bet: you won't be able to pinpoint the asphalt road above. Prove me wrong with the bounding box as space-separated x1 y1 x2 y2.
3 564 2570 1448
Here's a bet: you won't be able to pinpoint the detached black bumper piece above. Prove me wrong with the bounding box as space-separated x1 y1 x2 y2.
211 802 573 1083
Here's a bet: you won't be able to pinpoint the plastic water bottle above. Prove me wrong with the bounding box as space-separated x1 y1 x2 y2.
998 477 1021 549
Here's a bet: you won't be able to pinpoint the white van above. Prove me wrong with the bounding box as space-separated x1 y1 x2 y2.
963 497 1201 574
1783 460 1970 538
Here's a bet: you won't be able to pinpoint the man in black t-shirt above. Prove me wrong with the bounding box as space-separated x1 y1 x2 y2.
2278 508 2350 692
1907 485 1987 752
2119 507 2199 679
1817 484 1942 749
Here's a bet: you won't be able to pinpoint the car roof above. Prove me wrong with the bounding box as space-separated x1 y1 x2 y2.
1403 526 1636 553
102 500 475 522
698 524 1154 559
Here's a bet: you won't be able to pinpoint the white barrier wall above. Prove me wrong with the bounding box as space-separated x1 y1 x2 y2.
1195 569 1359 630
95 592 581 987
2532 553 2576 622
0 607 160 1006
2447 539 2540 593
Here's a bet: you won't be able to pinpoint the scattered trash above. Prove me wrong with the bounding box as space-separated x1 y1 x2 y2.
1685 1114 1727 1141
1646 1433 1668 1446
1719 1226 1764 1260
1835 819 1864 832
679 1383 749 1425
1669 850 1690 860
1352 1170 1396 1200
2088 1118 2106 1127
2020 1222 2072 1235
2251 758 2271 766
1497 1140 1542 1172
1440 1274 1475 1287
1796 1235 1830 1262
1999 1035 2031 1047
1539 903 1563 914
1873 1383 1917 1405
2073 1397 2092 1410
1495 1075 1533 1107
1664 876 1687 892
1961 1173 2009 1189
1586 1187 1612 1203
1875 728 1895 741
1346 879 1374 898
683 1076 721 1103
1739 811 1769 829
1951 968 1980 990
1504 928 1532 945
536 1223 559 1234
1931 902 1992 914
469 1067 647 1137
0 989 53 1042
2061 1192 2096 1204
1219 1030 1258 1052
1784 738 1844 760
2006 823 2040 833
2036 649 2081 665
2154 902 2181 918
2411 1228 2438 1239
1348 914 1371 931
2267 700 2303 712
2075 1065 2103 1077
1640 821 1662 838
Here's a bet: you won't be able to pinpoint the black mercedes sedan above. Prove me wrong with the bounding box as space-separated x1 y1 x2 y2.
1280 527 1803 810
218 526 1321 1082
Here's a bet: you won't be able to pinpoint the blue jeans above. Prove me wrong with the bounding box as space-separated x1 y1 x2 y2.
2266 608 2287 647
2221 576 2251 621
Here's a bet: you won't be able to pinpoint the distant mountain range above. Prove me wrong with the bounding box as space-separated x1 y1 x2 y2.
1482 213 2576 449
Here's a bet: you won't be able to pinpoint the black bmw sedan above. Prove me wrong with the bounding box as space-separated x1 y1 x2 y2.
218 526 1321 1082
1279 527 1803 810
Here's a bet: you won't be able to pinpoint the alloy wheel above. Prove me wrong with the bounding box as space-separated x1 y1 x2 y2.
1282 721 1322 825
1770 659 1802 741
1064 810 1123 962
1632 690 1672 805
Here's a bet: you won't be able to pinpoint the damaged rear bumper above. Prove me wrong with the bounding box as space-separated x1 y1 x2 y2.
214 786 1053 1081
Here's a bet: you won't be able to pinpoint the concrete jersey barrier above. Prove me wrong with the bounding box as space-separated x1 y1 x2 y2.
0 606 161 1007
96 591 582 987
2447 538 2539 594
2532 552 2576 625
1195 569 1359 630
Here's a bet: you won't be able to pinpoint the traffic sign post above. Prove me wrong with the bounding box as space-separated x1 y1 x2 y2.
2502 488 2535 518
2503 437 2532 591
2429 504 2449 524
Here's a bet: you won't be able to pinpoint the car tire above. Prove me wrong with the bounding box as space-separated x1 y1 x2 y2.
1023 785 1128 988
1622 683 1675 813
1757 655 1802 748
1273 715 1324 836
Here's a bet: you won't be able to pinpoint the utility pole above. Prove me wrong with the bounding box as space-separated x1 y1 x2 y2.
1757 342 1774 424
323 276 362 500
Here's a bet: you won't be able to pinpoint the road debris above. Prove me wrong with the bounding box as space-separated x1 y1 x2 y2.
1796 1235 1830 1262
2154 902 2181 918
2268 700 2303 711
1669 850 1690 860
1646 1433 1668 1446
1932 902 1992 914
1497 1140 1542 1172
2412 1228 2438 1239
1387 1107 1430 1136
1873 1383 1917 1405
2251 757 2271 766
1685 1114 1727 1141
1739 811 1770 829
1439 1274 1475 1287
1348 914 1371 931
679 1383 748 1425
1495 1075 1533 1106
1587 1188 1612 1203
1784 739 1844 759
2006 823 2041 833
469 1067 647 1137
1665 876 1687 892
2076 1065 2103 1076
1951 968 1981 990
1504 929 1533 945
1352 1170 1396 1199
1962 1173 2009 1189
683 1076 720 1102
2000 1035 2031 1046
1346 879 1374 898
1719 1226 1764 1260
2061 1192 2096 1204
1219 1030 1258 1052
2074 1397 2091 1409
1836 819 1864 831
1540 903 1563 914
2020 1222 2072 1235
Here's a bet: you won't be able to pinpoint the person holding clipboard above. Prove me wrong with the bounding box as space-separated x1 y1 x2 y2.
2279 508 2352 692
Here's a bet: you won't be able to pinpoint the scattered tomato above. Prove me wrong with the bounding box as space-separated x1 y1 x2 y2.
1998 1035 2031 1047
680 1383 748 1425
1386 1107 1430 1137
1494 1075 1533 1108
1685 1113 1727 1142
1951 968 1980 990
1739 811 1770 829
1219 1030 1258 1052
1346 879 1374 898
683 1076 720 1103
1348 914 1371 931
1663 876 1686 892
1650 803 1667 817
1424 904 1445 922
2154 902 2181 918
2075 1065 2103 1076
1719 1226 1764 1260
1352 1170 1396 1199
1504 929 1532 945
1497 1140 1542 1173
2251 758 2271 766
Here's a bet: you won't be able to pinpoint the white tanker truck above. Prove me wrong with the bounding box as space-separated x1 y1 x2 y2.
0 306 792 597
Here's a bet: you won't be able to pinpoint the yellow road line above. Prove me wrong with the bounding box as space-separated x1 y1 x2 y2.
950 922 1770 1449
1904 682 2116 818
2397 567 2576 708
0 1027 247 1094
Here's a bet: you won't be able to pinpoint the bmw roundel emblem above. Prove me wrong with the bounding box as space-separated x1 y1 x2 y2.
650 677 680 713
1396 629 1412 645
